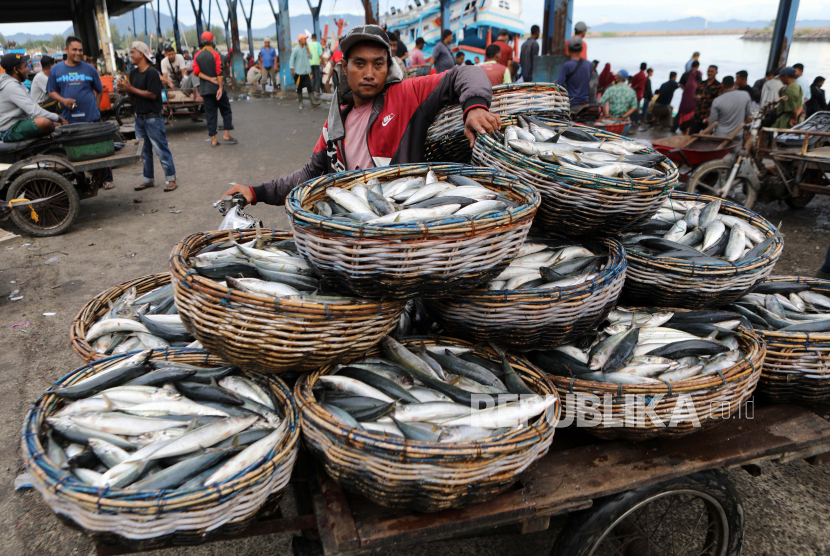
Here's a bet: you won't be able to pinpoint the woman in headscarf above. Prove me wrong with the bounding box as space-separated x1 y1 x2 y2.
597 63 612 99
678 67 702 135
806 76 826 117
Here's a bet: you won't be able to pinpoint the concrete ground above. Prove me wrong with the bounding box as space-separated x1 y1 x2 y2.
1 97 829 556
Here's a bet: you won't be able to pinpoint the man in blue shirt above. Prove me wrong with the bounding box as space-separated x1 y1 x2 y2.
556 35 591 112
47 36 114 189
259 39 278 87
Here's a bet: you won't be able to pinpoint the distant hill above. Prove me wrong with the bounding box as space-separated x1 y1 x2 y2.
2 11 363 45
589 17 830 33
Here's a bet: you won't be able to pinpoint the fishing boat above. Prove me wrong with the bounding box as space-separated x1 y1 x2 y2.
381 0 523 63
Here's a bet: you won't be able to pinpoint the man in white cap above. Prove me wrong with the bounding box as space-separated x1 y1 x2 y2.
566 22 588 59
117 42 178 192
222 24 500 206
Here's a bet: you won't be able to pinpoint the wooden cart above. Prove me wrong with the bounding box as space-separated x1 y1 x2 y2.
94 401 830 556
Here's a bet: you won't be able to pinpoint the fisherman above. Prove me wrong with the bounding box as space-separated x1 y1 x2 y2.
760 70 783 107
565 22 588 59
386 33 409 78
708 75 751 139
651 71 678 130
222 25 499 206
455 52 466 66
193 31 238 147
691 64 722 134
30 55 54 105
432 30 455 74
556 36 590 112
160 46 186 88
0 53 65 143
409 37 427 68
630 63 647 107
492 29 513 67
393 30 408 64
794 63 809 108
600 70 639 127
752 71 771 104
481 44 511 86
291 34 321 110
519 25 540 83
806 77 827 117
639 67 654 130
246 60 263 85
735 70 754 100
772 67 803 129
685 51 699 74
259 39 278 87
117 42 178 193
181 62 202 101
309 33 324 97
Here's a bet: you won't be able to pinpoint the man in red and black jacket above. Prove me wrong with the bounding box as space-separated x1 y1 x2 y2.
193 32 238 147
223 25 499 206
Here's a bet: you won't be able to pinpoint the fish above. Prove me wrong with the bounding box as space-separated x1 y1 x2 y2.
724 226 746 262
698 199 722 228
226 276 300 297
66 413 190 435
318 376 395 403
85 319 151 342
702 221 726 251
52 364 150 399
326 187 375 214
454 200 507 216
205 426 285 485
402 182 454 206
369 205 460 224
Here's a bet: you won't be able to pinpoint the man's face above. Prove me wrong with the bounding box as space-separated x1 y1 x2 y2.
345 43 388 101
498 34 508 42
130 49 144 66
736 74 747 87
781 75 794 85
67 40 83 63
389 40 397 52
11 62 27 82
299 37 307 47
166 50 176 62
707 66 717 80
457 54 465 64
264 41 270 48
794 67 803 77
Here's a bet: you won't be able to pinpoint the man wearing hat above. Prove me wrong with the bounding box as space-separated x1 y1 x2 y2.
0 52 65 143
291 34 320 109
566 22 588 59
222 24 499 206
259 38 278 88
117 42 178 192
556 36 591 111
492 29 513 68
601 70 639 125
773 67 803 129
193 31 238 147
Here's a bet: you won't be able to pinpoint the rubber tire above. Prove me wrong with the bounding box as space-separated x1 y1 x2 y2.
551 470 744 556
114 97 136 126
7 169 81 237
785 192 816 209
686 159 757 210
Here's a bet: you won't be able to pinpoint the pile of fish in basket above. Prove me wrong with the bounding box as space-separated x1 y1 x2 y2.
23 86 828 546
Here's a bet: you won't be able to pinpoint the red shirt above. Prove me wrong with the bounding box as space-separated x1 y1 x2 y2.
482 62 508 86
630 70 647 100
564 39 588 59
493 40 513 67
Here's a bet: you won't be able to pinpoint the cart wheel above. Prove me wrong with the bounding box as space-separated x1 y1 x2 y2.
115 97 136 126
686 159 757 210
7 169 80 236
785 192 815 209
551 470 743 556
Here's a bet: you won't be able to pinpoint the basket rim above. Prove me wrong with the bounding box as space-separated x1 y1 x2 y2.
624 191 783 274
168 229 405 314
22 348 300 508
284 163 540 238
295 335 560 455
475 116 679 191
70 272 171 363
432 237 627 302
752 275 830 342
544 326 766 394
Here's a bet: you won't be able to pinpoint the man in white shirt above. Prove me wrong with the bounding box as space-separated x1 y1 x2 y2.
30 55 54 104
160 47 186 88
246 61 263 85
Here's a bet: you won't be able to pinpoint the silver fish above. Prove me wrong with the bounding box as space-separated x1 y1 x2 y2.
702 220 726 251
326 187 375 214
724 225 746 262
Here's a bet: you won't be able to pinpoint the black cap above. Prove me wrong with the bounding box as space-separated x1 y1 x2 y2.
339 25 390 57
1 52 29 71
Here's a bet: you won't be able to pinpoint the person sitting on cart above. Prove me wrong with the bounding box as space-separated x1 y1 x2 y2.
161 46 186 89
221 24 500 206
181 62 202 101
0 53 66 143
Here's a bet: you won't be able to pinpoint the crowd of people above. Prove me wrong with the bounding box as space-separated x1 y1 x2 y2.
554 38 828 137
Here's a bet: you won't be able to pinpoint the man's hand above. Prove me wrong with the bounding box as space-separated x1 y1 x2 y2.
62 98 77 110
216 87 223 101
116 81 133 93
58 117 69 126
463 108 502 147
221 184 255 205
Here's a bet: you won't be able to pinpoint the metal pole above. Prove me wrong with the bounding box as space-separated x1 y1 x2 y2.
239 0 255 59
440 0 450 32
132 10 137 39
93 0 116 74
144 4 148 42
228 0 245 85
542 0 571 56
267 0 280 46
307 0 323 39
767 0 801 75
189 0 206 44
157 0 162 50
213 0 231 51
362 0 379 25
277 0 294 91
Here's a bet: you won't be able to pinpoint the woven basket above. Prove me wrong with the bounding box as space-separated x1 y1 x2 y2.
543 325 766 441
425 83 570 164
622 191 783 309
296 336 560 512
424 238 627 350
70 272 172 363
169 229 406 374
21 348 299 550
752 276 830 404
286 163 540 299
471 117 678 237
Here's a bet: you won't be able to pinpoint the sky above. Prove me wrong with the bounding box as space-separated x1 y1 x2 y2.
2 0 830 36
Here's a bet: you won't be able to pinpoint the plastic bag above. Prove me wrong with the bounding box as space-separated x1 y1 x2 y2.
218 205 261 230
